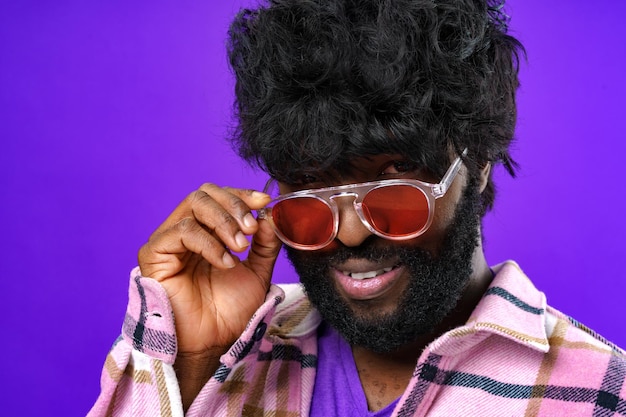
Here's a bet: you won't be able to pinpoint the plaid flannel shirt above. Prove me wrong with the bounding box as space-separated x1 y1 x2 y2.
89 261 626 416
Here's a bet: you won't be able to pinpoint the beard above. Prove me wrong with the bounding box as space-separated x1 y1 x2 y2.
285 179 483 353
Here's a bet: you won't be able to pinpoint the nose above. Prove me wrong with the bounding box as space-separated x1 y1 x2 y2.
332 195 373 247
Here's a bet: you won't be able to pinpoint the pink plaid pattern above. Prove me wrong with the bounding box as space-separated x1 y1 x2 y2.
89 262 625 416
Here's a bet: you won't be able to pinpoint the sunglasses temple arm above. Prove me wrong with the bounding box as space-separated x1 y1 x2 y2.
256 178 276 220
433 148 468 197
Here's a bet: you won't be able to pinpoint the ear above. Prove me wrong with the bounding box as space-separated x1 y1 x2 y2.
478 162 491 193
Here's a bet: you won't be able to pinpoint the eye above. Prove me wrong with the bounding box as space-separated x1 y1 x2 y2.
380 160 419 176
287 173 322 188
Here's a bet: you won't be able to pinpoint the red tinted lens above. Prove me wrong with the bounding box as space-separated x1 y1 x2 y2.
271 196 334 246
361 185 430 236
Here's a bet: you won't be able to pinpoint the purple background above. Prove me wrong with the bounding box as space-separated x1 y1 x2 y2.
1 1 624 415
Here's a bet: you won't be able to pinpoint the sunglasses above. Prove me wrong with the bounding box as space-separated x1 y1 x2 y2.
257 149 467 250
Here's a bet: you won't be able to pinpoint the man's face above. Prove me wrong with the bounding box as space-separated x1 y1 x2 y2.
282 155 483 353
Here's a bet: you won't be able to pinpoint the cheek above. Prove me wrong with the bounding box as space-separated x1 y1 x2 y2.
416 170 468 245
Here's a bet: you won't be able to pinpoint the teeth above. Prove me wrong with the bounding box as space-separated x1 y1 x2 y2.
343 267 393 280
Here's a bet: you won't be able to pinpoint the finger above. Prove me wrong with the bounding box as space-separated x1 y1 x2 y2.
154 183 270 242
187 184 271 253
139 217 239 280
202 184 271 231
190 185 271 252
221 186 271 210
185 191 253 253
245 218 282 284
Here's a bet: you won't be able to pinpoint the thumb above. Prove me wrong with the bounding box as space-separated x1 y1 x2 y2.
246 219 282 283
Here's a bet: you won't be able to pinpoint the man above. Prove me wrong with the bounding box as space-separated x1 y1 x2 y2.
89 0 626 416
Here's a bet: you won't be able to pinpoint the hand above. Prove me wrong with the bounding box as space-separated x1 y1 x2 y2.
138 183 281 355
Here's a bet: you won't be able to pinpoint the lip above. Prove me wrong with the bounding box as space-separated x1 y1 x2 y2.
331 262 405 301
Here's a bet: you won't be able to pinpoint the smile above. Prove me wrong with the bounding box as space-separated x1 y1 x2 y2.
332 264 405 301
342 267 393 280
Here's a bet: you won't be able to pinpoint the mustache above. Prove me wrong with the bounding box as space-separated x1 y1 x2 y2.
287 237 434 265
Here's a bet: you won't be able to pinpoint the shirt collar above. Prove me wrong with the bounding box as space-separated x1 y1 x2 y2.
430 261 550 355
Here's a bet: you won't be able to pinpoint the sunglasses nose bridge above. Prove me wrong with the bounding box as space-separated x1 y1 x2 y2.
327 190 357 201
328 192 375 247
327 191 360 213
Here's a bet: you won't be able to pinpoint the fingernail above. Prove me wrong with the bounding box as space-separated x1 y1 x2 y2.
242 213 257 228
222 252 236 268
235 232 250 249
252 191 268 200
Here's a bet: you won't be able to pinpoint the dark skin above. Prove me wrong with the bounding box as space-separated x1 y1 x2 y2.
138 155 492 412
282 157 493 410
138 185 280 410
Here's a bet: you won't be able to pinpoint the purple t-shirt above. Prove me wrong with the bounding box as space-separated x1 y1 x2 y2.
309 322 399 417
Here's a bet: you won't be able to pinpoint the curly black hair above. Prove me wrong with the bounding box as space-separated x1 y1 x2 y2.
227 0 524 214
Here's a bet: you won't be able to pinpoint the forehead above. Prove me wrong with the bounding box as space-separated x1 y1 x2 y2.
276 154 447 195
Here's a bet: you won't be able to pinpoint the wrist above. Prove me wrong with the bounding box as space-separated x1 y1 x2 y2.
175 346 227 411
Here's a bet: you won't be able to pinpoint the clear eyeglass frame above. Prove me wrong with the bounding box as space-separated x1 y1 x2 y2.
257 148 468 250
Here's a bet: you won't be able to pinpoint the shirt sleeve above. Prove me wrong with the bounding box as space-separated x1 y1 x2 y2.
87 267 184 417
